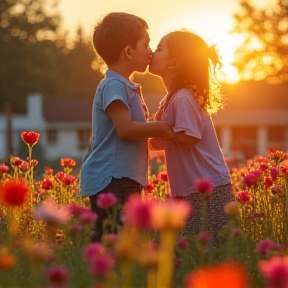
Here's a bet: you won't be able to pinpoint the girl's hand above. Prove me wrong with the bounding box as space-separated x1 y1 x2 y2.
154 105 164 121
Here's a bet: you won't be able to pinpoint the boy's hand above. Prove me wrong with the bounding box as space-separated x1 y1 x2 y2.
160 122 179 145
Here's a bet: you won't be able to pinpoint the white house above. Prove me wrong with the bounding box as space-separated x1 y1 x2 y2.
0 81 287 163
0 94 92 161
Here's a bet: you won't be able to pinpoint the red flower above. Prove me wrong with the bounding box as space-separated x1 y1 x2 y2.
236 191 251 204
42 178 54 190
21 131 40 146
10 157 23 167
45 266 69 284
0 179 29 206
0 164 9 174
30 159 38 167
60 158 76 167
157 173 168 181
193 179 214 195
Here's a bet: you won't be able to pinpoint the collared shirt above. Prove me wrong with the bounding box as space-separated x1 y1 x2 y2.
163 89 231 197
80 69 148 196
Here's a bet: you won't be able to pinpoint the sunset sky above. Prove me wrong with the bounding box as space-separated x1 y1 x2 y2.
57 0 275 83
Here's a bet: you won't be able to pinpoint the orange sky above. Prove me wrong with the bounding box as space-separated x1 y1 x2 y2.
57 0 276 83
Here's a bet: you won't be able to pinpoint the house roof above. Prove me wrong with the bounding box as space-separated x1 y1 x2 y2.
222 81 288 110
42 81 288 122
43 98 93 122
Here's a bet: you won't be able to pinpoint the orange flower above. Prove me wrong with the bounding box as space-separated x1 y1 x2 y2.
186 262 250 288
60 158 76 167
21 131 40 146
0 253 17 271
0 179 29 206
45 167 53 174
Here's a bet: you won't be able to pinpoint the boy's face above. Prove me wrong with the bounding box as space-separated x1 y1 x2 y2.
131 28 152 73
148 35 170 77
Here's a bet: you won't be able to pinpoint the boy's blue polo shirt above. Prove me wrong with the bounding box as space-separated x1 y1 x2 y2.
80 69 148 197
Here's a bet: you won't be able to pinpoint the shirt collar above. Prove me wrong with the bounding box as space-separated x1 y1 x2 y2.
105 69 139 91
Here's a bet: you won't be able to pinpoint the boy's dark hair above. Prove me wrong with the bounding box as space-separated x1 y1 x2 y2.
93 12 148 66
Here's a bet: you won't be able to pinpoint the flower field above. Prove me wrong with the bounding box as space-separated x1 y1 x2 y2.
0 132 288 288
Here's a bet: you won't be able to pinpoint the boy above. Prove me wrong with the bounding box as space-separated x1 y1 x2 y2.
80 12 175 242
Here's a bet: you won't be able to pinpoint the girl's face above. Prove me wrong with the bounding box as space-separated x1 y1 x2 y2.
148 35 170 77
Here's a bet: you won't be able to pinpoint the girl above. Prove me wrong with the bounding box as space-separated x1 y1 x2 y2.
149 30 234 242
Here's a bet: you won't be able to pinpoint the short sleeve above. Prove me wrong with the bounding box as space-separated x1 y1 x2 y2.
172 97 206 140
101 80 129 111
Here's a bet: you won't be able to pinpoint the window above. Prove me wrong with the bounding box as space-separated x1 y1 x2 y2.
268 126 286 151
47 129 57 144
78 129 91 149
231 127 257 159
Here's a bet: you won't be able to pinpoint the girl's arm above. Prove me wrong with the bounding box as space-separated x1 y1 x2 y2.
174 131 200 148
106 100 175 141
148 137 167 151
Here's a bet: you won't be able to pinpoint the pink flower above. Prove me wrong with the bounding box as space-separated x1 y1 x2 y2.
271 184 283 195
90 253 115 276
69 204 88 218
123 194 155 229
197 232 211 245
78 210 98 225
83 243 105 262
45 265 69 285
257 239 276 258
243 170 262 187
233 228 242 237
96 193 117 209
193 179 214 195
67 224 83 235
34 198 71 225
259 256 288 288
103 233 118 246
236 191 251 204
176 236 189 251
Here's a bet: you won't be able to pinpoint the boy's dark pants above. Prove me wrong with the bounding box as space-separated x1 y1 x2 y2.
89 177 141 242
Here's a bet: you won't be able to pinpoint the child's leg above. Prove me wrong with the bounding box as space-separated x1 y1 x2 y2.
207 183 235 244
89 177 141 242
174 193 203 237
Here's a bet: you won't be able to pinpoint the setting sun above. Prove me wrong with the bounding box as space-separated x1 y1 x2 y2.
58 0 243 83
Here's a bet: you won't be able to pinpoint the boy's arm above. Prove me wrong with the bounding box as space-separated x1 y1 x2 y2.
106 100 174 140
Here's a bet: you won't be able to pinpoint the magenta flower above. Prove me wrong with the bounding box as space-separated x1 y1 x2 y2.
103 233 118 246
259 256 288 288
45 265 69 285
175 258 184 268
90 253 115 276
83 243 105 262
176 236 189 251
193 179 214 194
197 232 211 245
78 210 98 225
97 193 117 209
243 170 262 187
236 191 251 204
0 164 9 174
270 167 278 181
123 194 155 229
257 239 276 258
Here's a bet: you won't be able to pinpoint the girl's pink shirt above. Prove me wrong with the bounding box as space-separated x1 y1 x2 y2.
162 89 231 197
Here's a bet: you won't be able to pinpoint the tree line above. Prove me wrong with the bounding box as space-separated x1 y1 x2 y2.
0 0 287 114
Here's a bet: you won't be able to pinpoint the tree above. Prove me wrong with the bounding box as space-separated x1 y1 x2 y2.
0 0 101 113
232 0 288 83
